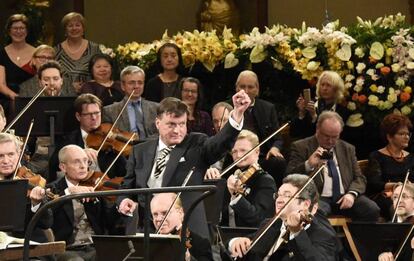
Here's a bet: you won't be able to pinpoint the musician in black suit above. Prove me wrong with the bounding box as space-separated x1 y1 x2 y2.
230 70 286 187
219 130 276 227
49 93 127 182
47 145 118 260
228 174 339 261
117 90 251 238
151 193 213 261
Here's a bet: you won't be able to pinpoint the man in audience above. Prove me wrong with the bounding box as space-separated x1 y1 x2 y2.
103 65 158 140
231 70 286 187
287 111 380 221
212 102 233 134
49 93 127 181
48 145 117 260
150 193 213 260
228 174 338 260
117 90 251 238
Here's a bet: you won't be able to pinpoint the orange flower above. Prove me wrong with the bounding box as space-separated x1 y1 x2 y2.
380 66 391 75
358 94 367 104
369 56 377 64
352 93 359 101
400 92 411 103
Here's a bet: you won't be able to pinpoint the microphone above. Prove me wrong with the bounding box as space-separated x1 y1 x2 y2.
121 240 136 261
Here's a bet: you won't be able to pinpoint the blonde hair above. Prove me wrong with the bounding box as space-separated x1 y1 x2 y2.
316 71 345 103
61 12 86 30
237 130 259 147
393 182 414 197
33 44 55 58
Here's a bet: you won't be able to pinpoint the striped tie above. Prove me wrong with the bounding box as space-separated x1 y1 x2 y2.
154 147 172 179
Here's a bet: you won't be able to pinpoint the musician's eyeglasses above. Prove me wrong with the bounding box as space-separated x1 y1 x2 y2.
80 111 101 118
275 193 306 201
392 194 414 201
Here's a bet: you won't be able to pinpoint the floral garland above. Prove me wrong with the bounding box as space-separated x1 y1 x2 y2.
115 13 414 127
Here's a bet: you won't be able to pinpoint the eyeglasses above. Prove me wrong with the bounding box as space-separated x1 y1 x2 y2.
396 132 412 138
275 193 306 201
10 26 26 31
34 55 54 60
80 111 101 117
182 89 197 94
392 194 414 201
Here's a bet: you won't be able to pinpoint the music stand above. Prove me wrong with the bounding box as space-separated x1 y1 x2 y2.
203 179 226 226
93 234 182 261
348 222 413 261
217 226 258 243
0 180 28 232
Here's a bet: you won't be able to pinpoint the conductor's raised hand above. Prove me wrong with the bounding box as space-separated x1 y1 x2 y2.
231 90 251 124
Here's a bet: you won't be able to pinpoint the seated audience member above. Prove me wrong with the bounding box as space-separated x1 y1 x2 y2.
48 145 118 260
227 174 338 260
287 111 380 221
231 70 286 187
55 12 102 94
151 193 213 260
19 44 74 97
290 71 348 140
0 105 6 132
80 53 124 106
103 65 158 139
179 77 214 136
213 130 276 227
49 93 127 182
144 42 184 102
367 113 414 220
391 182 414 223
0 133 52 243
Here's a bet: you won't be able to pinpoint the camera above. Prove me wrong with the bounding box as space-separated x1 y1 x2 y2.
320 150 333 160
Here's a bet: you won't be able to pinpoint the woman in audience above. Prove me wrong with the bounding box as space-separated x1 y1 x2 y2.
55 12 101 94
80 53 123 106
19 44 74 97
144 42 184 102
179 77 214 136
367 113 414 220
0 14 35 118
289 70 348 139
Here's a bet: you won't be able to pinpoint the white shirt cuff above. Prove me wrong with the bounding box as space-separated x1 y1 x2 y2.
229 194 242 206
228 111 243 130
304 160 314 172
31 203 41 213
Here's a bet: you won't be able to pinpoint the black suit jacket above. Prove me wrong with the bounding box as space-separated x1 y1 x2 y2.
118 122 240 238
244 215 338 261
48 128 127 182
47 177 115 245
221 169 276 227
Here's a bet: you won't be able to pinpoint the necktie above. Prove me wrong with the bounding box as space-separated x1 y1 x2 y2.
133 101 146 139
154 147 172 179
328 159 341 202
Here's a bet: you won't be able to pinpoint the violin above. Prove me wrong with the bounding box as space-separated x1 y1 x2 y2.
233 163 261 196
172 226 192 250
86 123 139 157
79 171 123 202
15 166 59 200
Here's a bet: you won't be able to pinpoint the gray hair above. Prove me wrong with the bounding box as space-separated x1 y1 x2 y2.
235 70 259 88
283 174 319 206
212 101 233 114
0 133 21 153
316 71 345 103
120 65 145 82
316 111 344 129
58 144 82 163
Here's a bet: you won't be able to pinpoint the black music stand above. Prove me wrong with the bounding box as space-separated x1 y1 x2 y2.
203 179 226 226
92 234 182 261
13 96 78 160
0 180 28 232
348 222 413 261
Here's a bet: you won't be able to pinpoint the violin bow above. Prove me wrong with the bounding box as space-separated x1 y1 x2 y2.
392 169 411 222
4 86 46 133
156 167 196 234
217 106 228 132
219 122 290 178
92 133 137 191
12 119 34 180
95 90 136 155
235 164 325 259
394 223 414 260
